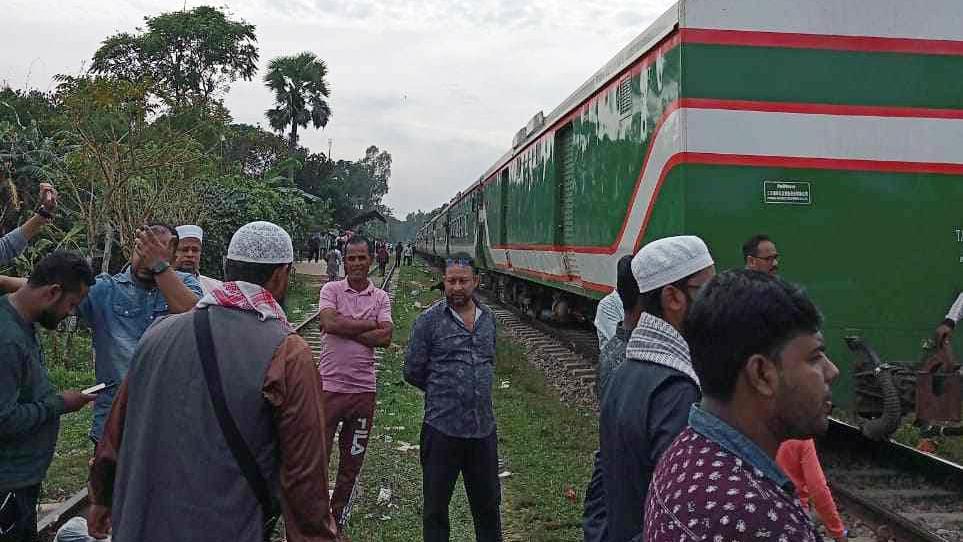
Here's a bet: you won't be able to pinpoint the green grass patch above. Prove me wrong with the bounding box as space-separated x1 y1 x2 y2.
286 273 319 324
340 262 597 541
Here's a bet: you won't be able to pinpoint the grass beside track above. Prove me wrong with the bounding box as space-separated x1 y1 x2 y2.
340 262 597 542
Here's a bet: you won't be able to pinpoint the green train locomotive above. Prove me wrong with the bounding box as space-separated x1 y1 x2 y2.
415 0 963 414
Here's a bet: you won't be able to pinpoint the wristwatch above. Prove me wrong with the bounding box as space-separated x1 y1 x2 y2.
150 260 170 274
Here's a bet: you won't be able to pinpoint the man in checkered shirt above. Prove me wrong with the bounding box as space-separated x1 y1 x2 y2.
645 270 839 541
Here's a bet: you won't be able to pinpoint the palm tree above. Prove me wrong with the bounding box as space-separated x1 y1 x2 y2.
264 52 332 179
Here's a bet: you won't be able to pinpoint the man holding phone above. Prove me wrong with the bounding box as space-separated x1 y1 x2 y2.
0 251 97 542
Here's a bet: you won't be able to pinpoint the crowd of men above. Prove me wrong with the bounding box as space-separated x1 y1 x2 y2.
2 182 961 542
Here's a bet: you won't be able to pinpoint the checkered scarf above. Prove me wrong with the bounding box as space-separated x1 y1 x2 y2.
196 280 292 332
625 312 700 387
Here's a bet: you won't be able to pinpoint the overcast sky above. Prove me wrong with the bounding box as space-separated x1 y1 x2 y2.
2 0 675 218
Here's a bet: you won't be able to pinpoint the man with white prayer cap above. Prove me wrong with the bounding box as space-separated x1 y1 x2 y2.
599 235 715 542
88 221 340 542
174 224 223 296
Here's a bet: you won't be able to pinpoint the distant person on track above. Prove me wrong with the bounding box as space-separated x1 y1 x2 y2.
0 182 58 266
644 269 838 541
86 221 339 542
600 236 715 542
583 254 642 542
403 243 413 266
317 235 393 532
776 439 848 541
404 252 502 542
326 245 343 282
395 241 403 267
376 243 389 276
743 233 780 276
78 223 202 443
308 232 322 263
174 225 223 296
0 251 96 542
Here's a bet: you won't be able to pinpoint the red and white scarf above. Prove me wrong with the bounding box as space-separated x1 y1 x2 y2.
196 281 292 332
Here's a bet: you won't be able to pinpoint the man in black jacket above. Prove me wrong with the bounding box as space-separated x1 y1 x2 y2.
599 235 715 542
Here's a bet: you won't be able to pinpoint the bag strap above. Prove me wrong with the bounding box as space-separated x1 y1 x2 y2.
193 308 274 516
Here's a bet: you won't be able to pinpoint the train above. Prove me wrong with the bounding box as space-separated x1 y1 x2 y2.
415 0 963 417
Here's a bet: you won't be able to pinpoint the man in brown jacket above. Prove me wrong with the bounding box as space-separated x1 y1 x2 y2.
87 221 339 542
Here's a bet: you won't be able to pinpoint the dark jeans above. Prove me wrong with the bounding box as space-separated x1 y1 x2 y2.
0 484 40 542
582 450 607 542
420 423 502 542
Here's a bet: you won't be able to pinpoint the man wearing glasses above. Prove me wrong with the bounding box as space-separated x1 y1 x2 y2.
743 234 779 276
599 236 715 542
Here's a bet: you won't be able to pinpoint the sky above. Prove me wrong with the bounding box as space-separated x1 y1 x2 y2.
2 0 675 218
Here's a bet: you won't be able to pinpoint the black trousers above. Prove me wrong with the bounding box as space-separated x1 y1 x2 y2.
0 484 39 542
420 423 502 542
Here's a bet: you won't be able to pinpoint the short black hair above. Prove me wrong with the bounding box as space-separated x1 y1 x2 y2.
685 269 823 402
615 255 639 312
346 235 371 254
28 250 95 293
742 234 772 262
445 252 476 274
224 259 288 286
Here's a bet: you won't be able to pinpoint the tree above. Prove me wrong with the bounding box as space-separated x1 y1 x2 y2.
90 6 258 110
264 51 332 179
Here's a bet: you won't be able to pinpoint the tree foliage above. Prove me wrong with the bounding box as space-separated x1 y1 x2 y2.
90 6 258 110
264 52 332 155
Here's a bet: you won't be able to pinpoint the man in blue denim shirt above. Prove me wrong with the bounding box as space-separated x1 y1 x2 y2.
78 223 202 442
404 253 501 542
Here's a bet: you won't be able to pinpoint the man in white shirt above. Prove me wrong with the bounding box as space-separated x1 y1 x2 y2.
934 293 963 347
594 289 624 348
174 225 222 296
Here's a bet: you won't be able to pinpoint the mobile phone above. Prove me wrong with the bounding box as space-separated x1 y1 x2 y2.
82 382 117 395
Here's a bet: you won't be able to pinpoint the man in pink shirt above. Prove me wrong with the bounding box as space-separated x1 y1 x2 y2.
318 235 394 532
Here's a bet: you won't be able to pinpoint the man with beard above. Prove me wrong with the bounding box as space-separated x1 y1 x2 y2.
0 251 96 542
317 236 393 534
600 236 715 542
87 221 339 542
77 223 202 443
173 225 222 296
644 270 838 541
404 253 502 542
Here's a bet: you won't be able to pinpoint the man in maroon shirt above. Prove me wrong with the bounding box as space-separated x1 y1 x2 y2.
645 269 839 542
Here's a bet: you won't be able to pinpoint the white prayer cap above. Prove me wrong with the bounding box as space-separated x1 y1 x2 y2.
632 235 714 293
227 221 294 264
176 225 203 242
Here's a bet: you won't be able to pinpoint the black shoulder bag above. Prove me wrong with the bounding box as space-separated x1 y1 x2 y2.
194 309 281 541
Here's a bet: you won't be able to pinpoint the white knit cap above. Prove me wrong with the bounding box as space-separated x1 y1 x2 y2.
632 235 714 293
176 224 203 242
227 221 294 264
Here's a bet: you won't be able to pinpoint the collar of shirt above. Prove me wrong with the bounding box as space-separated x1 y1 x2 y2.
448 304 482 326
0 295 33 336
688 404 792 490
345 280 374 295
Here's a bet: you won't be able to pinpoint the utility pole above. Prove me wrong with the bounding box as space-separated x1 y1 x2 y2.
328 138 333 161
